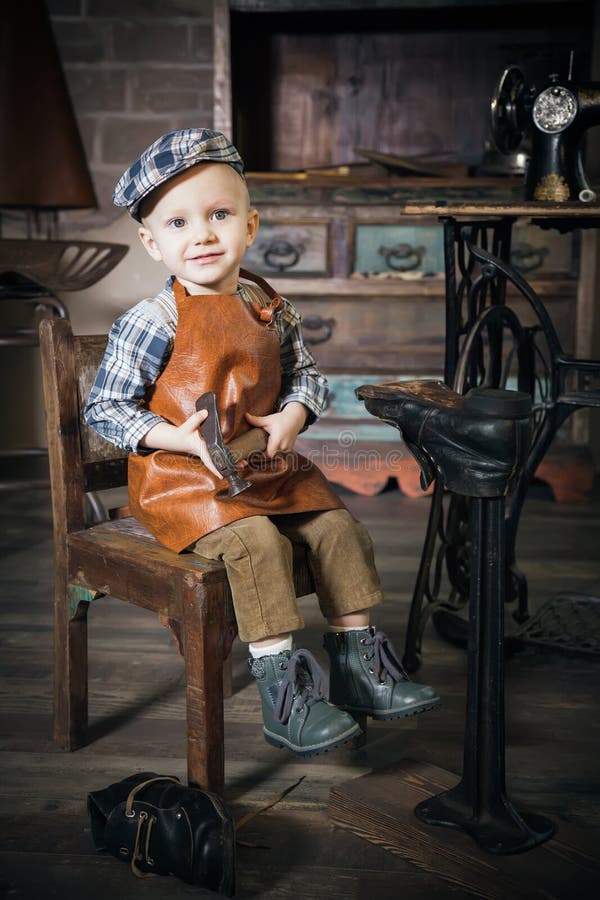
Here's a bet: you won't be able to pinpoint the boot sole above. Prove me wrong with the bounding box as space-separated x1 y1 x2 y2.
340 696 441 721
263 722 361 757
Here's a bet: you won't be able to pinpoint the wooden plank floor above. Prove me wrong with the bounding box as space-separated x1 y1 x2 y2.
1 480 599 899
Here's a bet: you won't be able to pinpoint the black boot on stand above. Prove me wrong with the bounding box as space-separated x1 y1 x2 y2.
355 380 532 497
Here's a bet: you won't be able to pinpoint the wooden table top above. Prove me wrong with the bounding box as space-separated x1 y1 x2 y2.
399 201 600 218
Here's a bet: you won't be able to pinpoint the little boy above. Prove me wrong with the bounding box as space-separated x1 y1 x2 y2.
85 128 439 757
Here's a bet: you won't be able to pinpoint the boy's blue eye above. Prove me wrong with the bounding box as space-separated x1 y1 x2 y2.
211 209 229 221
170 218 186 228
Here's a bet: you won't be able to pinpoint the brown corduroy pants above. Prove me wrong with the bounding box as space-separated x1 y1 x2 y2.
191 508 383 643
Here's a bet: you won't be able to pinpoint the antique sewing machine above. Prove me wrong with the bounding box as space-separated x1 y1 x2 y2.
491 57 600 201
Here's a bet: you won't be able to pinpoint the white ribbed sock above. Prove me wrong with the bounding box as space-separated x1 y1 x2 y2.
327 624 370 632
249 635 293 658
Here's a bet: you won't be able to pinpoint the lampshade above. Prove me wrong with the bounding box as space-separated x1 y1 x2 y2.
0 0 97 210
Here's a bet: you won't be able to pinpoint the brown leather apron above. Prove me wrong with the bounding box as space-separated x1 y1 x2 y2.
128 270 343 552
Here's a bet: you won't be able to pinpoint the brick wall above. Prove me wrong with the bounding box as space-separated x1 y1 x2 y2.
47 0 215 227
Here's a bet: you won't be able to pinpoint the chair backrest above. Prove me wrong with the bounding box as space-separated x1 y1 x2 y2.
39 317 127 537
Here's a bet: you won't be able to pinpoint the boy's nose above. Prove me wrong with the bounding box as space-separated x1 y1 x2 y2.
192 222 216 243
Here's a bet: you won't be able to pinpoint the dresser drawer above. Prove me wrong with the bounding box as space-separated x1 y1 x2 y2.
510 225 577 277
352 223 577 278
353 224 445 276
243 221 330 276
294 294 446 373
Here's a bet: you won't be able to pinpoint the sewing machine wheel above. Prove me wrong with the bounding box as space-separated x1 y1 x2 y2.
491 66 528 154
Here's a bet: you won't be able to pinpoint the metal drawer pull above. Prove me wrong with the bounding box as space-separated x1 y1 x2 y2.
263 239 304 270
302 315 336 345
378 242 426 271
510 242 549 272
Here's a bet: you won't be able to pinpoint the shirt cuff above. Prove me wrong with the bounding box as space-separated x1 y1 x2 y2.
279 394 320 428
128 411 168 453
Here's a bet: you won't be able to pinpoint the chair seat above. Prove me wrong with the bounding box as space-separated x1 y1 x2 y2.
66 515 314 619
67 516 233 619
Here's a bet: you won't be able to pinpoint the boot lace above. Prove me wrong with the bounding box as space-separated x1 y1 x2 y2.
274 649 327 725
361 631 409 684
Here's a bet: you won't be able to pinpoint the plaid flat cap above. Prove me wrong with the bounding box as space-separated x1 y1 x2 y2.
113 128 244 221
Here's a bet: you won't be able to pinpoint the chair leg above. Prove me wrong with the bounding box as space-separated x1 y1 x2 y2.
223 654 233 699
54 583 89 749
182 580 227 794
222 621 238 700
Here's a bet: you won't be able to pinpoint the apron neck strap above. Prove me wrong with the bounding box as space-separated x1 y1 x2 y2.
172 269 284 307
239 268 283 304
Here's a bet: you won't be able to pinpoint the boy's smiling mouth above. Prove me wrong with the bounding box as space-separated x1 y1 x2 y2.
188 252 224 263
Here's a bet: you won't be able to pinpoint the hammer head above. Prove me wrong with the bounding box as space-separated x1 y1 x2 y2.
196 391 252 497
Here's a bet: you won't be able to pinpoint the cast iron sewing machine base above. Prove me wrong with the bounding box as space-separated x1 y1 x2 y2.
402 214 600 672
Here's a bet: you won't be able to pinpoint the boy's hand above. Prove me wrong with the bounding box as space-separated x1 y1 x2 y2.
140 409 223 479
245 402 307 458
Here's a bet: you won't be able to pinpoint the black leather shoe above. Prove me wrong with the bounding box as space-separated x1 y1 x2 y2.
355 380 532 498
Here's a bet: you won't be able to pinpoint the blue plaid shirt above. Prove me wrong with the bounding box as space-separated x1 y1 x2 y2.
84 277 329 453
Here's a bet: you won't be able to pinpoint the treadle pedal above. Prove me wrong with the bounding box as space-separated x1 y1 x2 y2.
431 607 530 657
513 592 600 655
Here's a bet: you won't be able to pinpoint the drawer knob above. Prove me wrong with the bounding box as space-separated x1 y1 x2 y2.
510 242 549 273
263 239 304 271
302 315 336 345
378 242 426 271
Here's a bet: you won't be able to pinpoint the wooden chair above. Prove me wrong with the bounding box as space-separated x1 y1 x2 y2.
39 316 315 794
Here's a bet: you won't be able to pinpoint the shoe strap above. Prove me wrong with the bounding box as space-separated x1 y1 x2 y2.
274 649 327 724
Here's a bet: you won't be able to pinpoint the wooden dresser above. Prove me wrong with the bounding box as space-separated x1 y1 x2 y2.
242 174 592 500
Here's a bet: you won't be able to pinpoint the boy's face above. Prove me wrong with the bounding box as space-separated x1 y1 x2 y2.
137 162 259 296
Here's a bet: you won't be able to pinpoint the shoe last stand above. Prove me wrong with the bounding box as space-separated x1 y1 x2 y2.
353 380 555 855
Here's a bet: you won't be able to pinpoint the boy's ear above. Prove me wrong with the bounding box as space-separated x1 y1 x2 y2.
138 225 163 261
246 208 259 248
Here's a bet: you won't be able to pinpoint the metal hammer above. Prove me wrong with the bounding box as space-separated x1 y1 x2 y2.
195 391 268 497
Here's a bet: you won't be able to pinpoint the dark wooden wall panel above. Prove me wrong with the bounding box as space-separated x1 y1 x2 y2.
270 28 587 170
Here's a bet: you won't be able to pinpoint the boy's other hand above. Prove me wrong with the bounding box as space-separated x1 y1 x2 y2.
141 410 223 479
245 402 307 458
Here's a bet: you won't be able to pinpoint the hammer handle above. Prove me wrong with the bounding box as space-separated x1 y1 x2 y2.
227 427 269 462
195 392 268 465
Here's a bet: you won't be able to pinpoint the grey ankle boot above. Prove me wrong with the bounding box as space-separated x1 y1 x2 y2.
323 628 440 720
249 648 361 756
